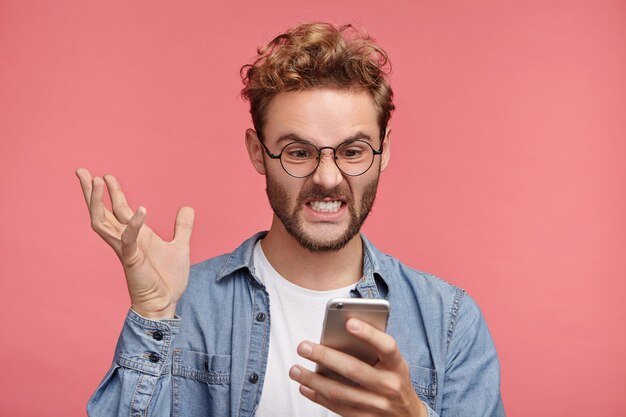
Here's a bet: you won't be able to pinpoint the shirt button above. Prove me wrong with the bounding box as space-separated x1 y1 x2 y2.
249 372 259 383
152 330 164 341
148 352 160 363
256 312 266 322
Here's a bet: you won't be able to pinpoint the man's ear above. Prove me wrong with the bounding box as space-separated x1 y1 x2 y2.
245 128 266 175
380 129 391 172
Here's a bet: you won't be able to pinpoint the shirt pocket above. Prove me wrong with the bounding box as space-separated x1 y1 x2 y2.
408 364 437 410
172 349 231 416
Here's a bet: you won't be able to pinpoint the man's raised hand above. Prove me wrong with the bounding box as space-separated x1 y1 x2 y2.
76 168 195 320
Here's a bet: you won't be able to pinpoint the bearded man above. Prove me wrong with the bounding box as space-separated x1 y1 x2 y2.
79 22 505 417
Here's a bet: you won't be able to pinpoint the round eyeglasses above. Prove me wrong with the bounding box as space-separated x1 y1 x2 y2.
259 138 383 178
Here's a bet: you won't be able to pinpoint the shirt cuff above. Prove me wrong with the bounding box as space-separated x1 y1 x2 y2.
113 308 181 377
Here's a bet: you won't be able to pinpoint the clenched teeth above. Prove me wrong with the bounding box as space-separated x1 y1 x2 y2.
310 200 342 213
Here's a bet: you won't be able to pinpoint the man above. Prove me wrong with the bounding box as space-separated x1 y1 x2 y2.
78 22 504 417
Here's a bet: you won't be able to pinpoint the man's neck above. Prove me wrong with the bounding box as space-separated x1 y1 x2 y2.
260 218 364 291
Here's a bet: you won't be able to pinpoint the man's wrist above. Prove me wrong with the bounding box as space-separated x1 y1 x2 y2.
416 397 428 417
131 305 177 320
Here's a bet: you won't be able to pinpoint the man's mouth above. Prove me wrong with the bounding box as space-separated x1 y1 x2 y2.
308 200 343 213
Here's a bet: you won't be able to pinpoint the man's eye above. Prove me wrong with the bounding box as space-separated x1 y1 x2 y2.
288 149 314 159
340 148 365 159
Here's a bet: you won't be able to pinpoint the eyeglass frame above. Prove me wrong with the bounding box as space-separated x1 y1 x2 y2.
257 133 385 178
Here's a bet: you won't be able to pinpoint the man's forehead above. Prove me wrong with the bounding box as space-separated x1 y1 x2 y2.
266 88 377 113
262 89 380 144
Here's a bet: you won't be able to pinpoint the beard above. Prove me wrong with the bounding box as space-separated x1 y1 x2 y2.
265 173 380 253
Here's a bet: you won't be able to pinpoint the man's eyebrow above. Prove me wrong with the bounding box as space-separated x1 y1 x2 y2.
276 133 307 144
275 131 374 145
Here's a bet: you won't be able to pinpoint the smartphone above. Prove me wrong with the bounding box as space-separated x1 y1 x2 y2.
316 298 390 385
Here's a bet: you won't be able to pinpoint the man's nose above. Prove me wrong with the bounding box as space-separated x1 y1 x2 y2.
310 150 343 189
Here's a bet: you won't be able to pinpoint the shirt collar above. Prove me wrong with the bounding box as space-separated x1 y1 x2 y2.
217 231 390 298
355 234 389 299
217 231 267 280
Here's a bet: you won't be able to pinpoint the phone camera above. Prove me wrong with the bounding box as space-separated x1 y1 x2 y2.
336 303 343 309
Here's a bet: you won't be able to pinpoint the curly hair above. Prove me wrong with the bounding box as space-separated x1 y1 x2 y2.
240 22 395 140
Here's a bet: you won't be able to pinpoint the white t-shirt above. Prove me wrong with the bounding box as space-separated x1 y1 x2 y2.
253 241 353 417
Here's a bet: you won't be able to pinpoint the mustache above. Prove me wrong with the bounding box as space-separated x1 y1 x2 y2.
297 184 353 203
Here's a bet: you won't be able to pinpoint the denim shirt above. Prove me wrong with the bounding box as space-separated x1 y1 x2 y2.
87 232 505 417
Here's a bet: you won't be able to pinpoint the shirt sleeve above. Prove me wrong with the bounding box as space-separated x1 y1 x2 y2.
438 293 506 416
87 309 181 417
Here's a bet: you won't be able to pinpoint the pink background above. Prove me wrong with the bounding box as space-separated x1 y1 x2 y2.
1 1 625 416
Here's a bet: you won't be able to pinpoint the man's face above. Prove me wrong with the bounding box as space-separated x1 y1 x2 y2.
253 89 390 252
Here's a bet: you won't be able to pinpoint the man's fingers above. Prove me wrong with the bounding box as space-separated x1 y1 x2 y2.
173 206 195 244
290 365 384 417
296 341 377 388
103 174 134 224
76 168 93 207
121 206 147 262
298 385 380 417
298 383 358 417
346 318 403 367
89 177 107 228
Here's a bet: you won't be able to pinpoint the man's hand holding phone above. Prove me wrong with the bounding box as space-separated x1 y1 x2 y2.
289 316 427 417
